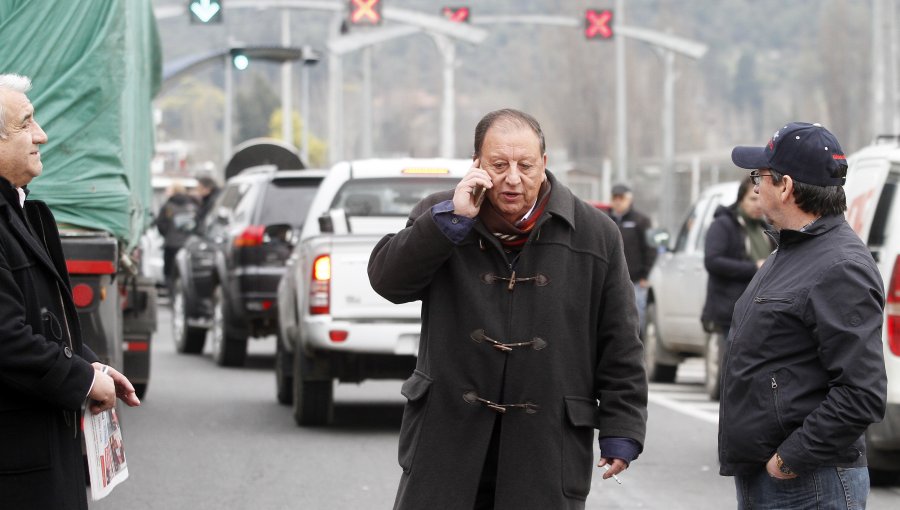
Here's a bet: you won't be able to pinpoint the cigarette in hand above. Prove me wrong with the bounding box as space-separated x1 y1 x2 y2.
602 464 622 484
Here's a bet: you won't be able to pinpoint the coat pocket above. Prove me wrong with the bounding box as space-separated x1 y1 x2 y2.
562 396 597 500
0 409 52 474
398 370 433 472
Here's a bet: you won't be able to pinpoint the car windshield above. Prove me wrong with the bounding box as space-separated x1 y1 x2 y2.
330 177 457 217
259 178 322 226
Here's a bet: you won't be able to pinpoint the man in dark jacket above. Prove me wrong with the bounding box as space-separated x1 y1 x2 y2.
720 122 887 508
0 74 140 509
193 173 221 224
700 176 772 399
156 181 198 293
369 109 647 509
609 184 656 333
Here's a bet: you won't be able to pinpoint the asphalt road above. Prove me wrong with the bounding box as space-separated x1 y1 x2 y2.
91 306 900 509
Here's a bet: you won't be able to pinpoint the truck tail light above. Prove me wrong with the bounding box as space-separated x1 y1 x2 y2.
234 225 265 247
72 283 94 308
887 255 900 357
309 254 331 315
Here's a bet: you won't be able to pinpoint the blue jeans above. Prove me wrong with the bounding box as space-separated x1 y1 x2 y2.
734 467 870 509
633 282 648 334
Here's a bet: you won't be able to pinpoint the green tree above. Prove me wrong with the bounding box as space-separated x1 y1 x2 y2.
269 109 328 168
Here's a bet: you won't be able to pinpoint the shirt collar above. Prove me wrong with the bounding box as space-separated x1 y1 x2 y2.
16 187 26 208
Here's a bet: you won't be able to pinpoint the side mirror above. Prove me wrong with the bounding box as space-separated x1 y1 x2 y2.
317 209 349 235
647 228 671 252
265 223 294 244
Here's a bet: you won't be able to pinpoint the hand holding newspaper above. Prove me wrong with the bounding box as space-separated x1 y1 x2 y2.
83 402 129 500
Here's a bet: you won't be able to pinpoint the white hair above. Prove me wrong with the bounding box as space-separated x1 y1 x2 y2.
0 74 32 139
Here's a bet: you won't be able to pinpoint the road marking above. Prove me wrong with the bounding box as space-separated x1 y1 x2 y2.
649 390 719 425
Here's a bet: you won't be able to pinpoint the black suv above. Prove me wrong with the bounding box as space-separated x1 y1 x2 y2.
172 165 326 366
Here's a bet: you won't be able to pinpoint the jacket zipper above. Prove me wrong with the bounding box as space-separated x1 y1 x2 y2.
755 296 792 304
720 247 780 461
770 375 788 435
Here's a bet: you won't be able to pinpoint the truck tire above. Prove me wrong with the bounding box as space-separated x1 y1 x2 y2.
211 286 248 367
172 276 206 354
704 331 723 401
643 302 678 383
275 335 293 405
292 349 333 426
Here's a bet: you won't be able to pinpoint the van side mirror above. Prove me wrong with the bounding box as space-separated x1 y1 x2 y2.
647 228 670 252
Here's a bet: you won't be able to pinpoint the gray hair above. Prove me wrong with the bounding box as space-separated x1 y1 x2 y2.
0 74 33 139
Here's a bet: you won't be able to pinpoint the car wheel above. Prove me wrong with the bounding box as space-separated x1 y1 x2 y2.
211 285 248 367
172 276 206 354
704 331 723 401
275 334 294 406
643 301 679 383
292 348 333 426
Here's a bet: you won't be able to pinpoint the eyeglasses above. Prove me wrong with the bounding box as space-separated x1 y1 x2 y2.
750 170 775 186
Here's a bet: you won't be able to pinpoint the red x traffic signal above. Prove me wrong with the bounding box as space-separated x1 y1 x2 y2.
349 0 382 26
442 6 470 23
585 9 613 40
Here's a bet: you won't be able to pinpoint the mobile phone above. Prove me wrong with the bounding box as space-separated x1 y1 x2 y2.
471 184 487 207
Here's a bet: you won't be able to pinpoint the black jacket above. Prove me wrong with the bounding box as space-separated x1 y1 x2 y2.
156 193 199 248
0 177 98 510
718 214 887 476
608 207 656 282
701 205 770 328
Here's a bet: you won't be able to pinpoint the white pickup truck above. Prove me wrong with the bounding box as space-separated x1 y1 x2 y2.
276 158 469 425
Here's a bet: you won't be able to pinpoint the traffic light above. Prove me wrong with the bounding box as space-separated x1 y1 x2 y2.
188 0 223 24
441 6 470 23
349 0 382 26
230 49 249 70
584 9 613 40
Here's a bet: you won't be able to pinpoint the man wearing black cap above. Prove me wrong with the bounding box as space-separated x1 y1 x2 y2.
718 122 887 508
609 183 656 334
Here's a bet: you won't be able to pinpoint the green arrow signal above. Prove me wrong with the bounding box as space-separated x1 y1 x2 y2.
190 0 222 24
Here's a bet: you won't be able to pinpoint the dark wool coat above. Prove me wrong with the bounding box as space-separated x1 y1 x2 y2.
0 179 97 510
369 172 648 510
701 205 765 328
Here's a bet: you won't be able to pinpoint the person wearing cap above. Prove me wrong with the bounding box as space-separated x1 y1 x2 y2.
718 122 887 508
369 109 647 509
608 183 657 334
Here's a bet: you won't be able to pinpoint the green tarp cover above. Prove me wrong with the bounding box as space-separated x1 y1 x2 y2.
0 0 161 250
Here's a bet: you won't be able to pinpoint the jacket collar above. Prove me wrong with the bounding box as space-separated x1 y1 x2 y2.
0 177 65 282
539 170 576 231
773 214 844 246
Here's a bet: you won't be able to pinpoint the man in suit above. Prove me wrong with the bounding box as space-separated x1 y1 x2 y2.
0 73 140 509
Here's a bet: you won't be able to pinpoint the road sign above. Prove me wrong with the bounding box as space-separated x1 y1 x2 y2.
585 9 613 39
188 0 223 24
442 6 470 23
349 0 382 26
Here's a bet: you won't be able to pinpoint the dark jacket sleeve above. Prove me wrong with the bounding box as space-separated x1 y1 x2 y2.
637 213 656 280
778 258 887 473
704 217 757 281
0 260 95 411
368 191 457 304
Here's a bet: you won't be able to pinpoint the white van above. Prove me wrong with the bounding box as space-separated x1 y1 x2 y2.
845 136 900 478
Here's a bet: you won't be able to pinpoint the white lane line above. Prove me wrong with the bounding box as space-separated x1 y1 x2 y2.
649 392 719 425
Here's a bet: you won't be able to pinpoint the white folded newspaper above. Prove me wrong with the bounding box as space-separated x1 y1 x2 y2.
82 405 129 500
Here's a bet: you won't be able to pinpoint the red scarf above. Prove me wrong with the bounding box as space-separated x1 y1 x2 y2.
478 180 551 249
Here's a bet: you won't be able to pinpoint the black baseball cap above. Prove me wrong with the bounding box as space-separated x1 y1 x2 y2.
731 122 847 187
611 184 631 196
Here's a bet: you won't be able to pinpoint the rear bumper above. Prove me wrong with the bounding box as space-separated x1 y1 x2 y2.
301 317 421 356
